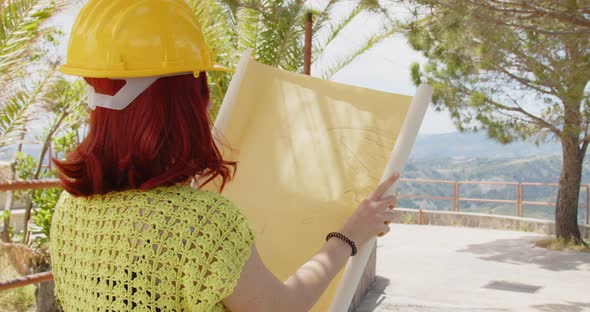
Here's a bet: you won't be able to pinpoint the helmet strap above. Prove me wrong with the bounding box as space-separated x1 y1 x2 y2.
87 77 159 110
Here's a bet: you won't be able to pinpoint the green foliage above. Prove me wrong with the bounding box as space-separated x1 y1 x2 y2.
53 130 78 158
1 210 13 237
0 0 61 82
400 0 590 145
402 213 414 224
31 187 61 241
535 237 590 251
0 263 36 312
0 0 66 152
186 0 397 115
14 152 59 243
398 0 589 240
0 284 36 312
0 70 61 150
5 75 87 244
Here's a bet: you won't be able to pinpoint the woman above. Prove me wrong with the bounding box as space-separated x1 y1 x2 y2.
49 0 398 311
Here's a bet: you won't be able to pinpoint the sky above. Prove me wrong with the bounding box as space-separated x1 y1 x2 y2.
330 36 457 134
52 1 457 135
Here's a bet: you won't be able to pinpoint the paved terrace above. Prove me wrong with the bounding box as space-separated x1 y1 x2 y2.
356 224 590 312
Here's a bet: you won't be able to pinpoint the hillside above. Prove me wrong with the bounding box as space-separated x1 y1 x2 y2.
2 132 588 223
400 155 590 223
410 132 561 160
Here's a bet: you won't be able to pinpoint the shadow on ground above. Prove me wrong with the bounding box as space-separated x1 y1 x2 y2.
355 276 510 312
355 276 390 312
457 236 590 271
531 301 590 312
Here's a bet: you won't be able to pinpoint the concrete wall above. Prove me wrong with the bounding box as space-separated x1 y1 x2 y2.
0 161 11 208
1 161 30 233
393 208 590 239
348 242 377 312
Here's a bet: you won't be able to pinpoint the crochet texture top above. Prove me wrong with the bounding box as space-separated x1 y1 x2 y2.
49 185 255 312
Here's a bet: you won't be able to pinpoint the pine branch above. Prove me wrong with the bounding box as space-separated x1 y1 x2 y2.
493 65 558 96
432 0 590 35
484 93 562 136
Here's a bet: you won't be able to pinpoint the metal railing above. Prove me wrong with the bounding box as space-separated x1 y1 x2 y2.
397 179 590 225
1 179 60 292
1 178 589 293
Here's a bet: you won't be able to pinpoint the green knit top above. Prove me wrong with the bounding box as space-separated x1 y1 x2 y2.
49 185 255 311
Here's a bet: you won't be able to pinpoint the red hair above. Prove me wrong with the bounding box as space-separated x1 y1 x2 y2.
54 73 236 196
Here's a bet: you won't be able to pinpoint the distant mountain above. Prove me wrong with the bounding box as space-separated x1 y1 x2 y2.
399 155 590 223
409 132 561 160
1 132 588 222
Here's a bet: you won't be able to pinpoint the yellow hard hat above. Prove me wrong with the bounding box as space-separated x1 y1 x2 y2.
60 0 230 78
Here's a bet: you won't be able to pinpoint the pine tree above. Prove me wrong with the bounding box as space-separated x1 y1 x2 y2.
400 0 590 243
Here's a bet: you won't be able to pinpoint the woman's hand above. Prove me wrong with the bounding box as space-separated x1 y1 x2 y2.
338 173 399 246
224 173 400 312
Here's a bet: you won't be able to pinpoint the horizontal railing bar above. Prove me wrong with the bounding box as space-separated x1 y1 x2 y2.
400 178 457 184
459 198 517 204
0 179 61 192
397 194 455 201
1 178 589 293
0 272 54 292
521 201 555 206
459 181 519 186
521 182 559 187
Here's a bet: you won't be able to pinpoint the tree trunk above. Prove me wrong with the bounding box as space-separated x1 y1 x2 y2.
35 262 62 312
23 113 67 244
555 136 584 243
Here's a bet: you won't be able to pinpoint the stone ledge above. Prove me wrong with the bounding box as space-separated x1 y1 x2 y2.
393 208 590 238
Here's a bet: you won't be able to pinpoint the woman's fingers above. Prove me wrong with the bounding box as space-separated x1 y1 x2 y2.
381 210 395 223
373 196 397 210
377 224 391 237
343 174 400 243
368 173 400 201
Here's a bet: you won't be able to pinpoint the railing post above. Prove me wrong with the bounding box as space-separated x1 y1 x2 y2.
517 184 524 217
304 12 313 75
453 182 460 212
516 184 520 217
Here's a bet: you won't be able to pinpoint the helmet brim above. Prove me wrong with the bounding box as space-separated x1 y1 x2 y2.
59 63 234 78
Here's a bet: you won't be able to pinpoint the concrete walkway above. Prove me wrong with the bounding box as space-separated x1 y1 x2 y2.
356 224 590 312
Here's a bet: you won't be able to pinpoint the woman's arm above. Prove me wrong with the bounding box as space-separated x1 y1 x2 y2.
223 173 399 312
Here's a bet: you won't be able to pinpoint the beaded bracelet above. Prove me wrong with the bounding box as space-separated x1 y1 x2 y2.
326 232 357 256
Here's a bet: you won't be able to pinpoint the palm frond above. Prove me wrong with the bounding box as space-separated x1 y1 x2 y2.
0 94 34 149
236 6 261 54
312 4 364 63
0 69 60 149
0 0 63 86
256 0 306 69
274 5 306 71
190 0 237 67
320 25 397 79
310 0 342 38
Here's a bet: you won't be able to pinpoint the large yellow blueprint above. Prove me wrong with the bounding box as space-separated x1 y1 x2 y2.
216 60 412 311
